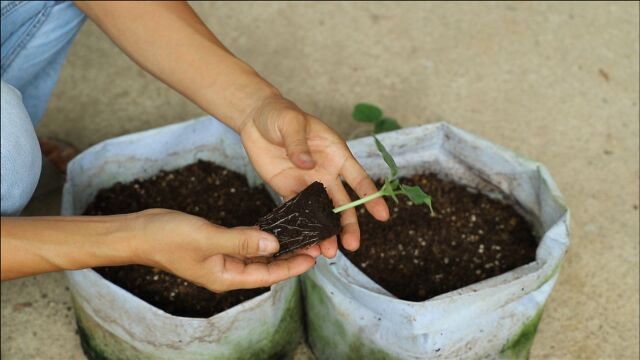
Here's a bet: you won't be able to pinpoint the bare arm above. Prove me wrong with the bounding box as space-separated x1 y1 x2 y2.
72 0 390 257
73 1 276 132
1 215 136 280
1 1 388 283
1 210 313 291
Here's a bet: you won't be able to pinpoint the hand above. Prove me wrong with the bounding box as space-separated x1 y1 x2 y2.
133 209 315 292
239 96 390 258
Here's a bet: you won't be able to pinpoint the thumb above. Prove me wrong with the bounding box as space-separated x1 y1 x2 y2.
211 226 280 257
280 113 315 169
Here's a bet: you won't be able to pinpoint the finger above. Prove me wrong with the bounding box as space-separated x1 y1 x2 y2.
243 256 269 264
319 235 338 259
326 182 361 252
341 156 390 221
294 244 322 258
209 226 280 257
270 244 321 260
279 112 315 169
222 255 316 290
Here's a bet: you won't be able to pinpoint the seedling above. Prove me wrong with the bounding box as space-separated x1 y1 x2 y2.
333 137 435 215
258 137 433 256
352 103 402 134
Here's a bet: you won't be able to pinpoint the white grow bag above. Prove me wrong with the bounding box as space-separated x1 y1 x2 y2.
62 117 302 359
303 123 570 360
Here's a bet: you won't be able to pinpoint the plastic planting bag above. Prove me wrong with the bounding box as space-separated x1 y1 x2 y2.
303 123 570 360
62 117 302 359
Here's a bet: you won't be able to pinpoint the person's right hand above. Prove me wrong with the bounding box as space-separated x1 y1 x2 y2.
239 96 390 259
131 209 315 292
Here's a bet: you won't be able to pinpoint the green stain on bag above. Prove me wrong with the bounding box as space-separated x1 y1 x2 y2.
500 307 544 360
221 284 303 360
302 275 398 360
72 281 302 360
73 296 151 360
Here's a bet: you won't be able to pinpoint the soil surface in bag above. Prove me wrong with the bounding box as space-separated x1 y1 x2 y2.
343 174 537 302
258 181 341 256
84 161 274 318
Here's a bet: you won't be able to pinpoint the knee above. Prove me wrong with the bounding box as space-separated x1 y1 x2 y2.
1 81 41 215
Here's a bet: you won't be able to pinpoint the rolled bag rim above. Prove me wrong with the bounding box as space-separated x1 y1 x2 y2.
61 116 302 356
304 122 570 358
65 267 293 327
67 268 298 354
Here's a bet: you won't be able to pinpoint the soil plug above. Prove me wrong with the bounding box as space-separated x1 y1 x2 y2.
258 181 341 256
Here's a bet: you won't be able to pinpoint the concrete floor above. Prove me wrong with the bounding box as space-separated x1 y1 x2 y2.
1 1 638 359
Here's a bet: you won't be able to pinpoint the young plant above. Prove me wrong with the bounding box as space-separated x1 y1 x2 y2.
258 137 432 256
333 137 435 215
352 103 402 134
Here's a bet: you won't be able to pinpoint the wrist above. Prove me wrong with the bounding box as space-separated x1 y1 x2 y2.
193 62 281 133
29 215 143 272
236 87 285 134
229 73 281 134
79 214 144 270
124 210 161 268
125 208 191 269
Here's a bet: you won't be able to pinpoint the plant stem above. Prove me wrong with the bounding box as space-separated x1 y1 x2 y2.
332 190 385 213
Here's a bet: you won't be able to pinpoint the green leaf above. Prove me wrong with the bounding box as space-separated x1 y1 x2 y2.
379 181 399 204
353 103 383 123
374 136 398 179
373 117 402 134
425 197 435 215
400 184 435 215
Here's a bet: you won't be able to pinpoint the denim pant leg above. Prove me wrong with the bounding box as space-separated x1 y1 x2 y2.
0 1 85 214
1 81 41 215
1 1 86 125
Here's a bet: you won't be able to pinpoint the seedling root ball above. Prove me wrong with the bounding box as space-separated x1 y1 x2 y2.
258 182 341 256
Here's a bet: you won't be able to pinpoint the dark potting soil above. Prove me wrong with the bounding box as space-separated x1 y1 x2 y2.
343 174 537 302
258 181 341 256
84 160 275 318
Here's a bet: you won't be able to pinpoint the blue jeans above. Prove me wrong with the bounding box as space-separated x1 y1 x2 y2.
1 1 85 215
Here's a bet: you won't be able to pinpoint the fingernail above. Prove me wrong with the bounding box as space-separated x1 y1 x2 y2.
299 153 314 165
259 238 278 255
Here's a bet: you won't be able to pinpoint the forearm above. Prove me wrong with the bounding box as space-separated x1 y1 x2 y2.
1 215 140 280
74 1 278 132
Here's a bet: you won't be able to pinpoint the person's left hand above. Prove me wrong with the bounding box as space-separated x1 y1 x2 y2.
239 96 390 258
